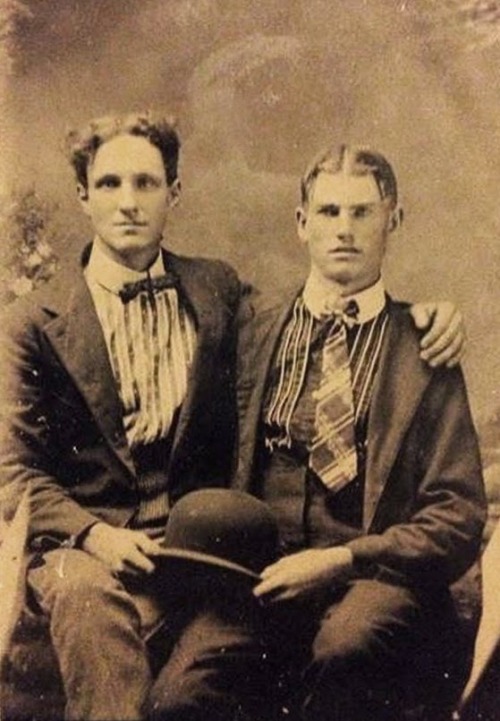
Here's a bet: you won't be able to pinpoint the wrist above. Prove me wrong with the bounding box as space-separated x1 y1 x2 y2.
81 522 107 552
324 545 354 576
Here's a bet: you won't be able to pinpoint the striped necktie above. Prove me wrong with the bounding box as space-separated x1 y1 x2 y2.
309 307 358 492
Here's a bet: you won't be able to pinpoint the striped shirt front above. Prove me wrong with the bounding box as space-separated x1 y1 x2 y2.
264 278 389 456
84 241 197 450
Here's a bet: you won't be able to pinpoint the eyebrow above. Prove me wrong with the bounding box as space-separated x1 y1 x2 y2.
93 171 164 186
93 174 120 187
316 201 379 211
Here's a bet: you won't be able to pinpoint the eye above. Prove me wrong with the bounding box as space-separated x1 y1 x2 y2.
135 174 161 190
319 205 340 218
95 175 120 190
352 205 373 219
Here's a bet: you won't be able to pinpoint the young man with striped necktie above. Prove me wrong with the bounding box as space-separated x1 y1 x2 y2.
236 145 486 721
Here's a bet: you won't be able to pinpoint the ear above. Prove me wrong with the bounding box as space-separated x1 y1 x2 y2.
167 179 181 208
76 183 91 216
296 205 308 243
388 206 403 233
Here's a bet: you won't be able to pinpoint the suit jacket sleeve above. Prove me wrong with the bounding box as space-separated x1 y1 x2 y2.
0 303 104 546
346 364 487 587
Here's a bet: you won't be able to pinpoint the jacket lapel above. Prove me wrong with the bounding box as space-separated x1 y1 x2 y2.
41 250 234 479
165 252 229 459
236 289 300 489
363 303 432 531
42 270 135 476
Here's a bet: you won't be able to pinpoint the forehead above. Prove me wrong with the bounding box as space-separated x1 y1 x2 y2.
89 134 166 179
309 171 382 207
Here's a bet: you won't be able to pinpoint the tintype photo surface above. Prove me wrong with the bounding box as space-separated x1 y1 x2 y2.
1 2 499 720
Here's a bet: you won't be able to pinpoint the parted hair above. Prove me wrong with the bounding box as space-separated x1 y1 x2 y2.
300 145 398 206
65 111 180 188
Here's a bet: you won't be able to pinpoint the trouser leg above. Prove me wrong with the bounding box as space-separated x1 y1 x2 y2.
301 579 426 721
28 548 152 721
146 588 270 721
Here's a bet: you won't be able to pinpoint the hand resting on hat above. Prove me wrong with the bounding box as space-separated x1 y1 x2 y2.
82 522 164 577
253 546 354 603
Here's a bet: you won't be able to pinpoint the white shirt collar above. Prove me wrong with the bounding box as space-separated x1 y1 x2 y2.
85 239 166 295
302 274 386 324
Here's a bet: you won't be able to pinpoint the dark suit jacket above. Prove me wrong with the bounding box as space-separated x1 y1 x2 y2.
0 247 242 550
235 289 487 589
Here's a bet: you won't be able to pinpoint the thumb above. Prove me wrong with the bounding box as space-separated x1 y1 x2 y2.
410 303 433 330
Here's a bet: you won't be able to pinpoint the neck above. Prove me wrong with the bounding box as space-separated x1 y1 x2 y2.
308 265 381 298
95 237 162 272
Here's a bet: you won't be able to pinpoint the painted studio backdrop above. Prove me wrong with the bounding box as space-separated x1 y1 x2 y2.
1 0 500 502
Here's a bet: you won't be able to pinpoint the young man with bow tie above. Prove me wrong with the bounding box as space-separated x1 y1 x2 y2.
0 116 469 721
0 113 256 721
235 146 487 721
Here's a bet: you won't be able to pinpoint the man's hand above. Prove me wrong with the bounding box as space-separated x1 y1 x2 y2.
410 301 465 368
82 523 163 577
253 547 353 604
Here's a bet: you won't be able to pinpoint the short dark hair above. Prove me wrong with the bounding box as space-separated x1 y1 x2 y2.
301 145 398 206
65 111 180 189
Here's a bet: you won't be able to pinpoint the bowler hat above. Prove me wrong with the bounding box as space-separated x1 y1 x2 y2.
157 489 278 580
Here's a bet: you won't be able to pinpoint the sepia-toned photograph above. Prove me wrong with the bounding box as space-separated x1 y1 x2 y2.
1 1 500 719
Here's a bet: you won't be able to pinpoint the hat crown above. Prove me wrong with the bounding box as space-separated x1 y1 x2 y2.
162 489 278 577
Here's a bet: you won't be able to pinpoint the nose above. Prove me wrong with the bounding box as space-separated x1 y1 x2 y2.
337 209 353 241
117 183 138 214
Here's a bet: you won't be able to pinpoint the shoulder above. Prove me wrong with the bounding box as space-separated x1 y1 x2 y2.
244 284 300 324
1 291 54 343
165 250 242 303
238 285 300 356
384 297 468 391
0 263 83 342
165 249 238 282
385 297 420 345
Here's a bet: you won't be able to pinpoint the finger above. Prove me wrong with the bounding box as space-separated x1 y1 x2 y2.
409 304 433 331
124 548 156 575
421 326 464 364
445 339 466 368
137 537 164 557
419 307 461 351
253 575 285 598
256 589 296 605
271 586 301 602
260 561 287 579
420 315 464 354
426 333 465 369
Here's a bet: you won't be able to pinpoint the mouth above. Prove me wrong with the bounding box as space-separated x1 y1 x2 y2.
115 222 147 228
329 248 360 256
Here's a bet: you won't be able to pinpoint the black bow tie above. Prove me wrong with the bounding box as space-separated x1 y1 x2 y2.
321 298 359 322
340 299 360 321
119 272 179 304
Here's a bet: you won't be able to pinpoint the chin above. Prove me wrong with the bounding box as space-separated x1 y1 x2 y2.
323 268 354 285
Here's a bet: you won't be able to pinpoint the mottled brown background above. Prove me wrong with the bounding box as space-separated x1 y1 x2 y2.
1 4 500 715
1 0 500 425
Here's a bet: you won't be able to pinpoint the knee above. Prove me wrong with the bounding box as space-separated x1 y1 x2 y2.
146 608 269 721
146 682 200 721
312 580 421 669
312 609 379 669
146 670 238 721
29 549 127 617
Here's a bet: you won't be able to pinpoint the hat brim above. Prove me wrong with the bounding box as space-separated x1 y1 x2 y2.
155 547 260 581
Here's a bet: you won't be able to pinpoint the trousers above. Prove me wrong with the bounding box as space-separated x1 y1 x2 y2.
266 578 469 721
28 549 270 721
